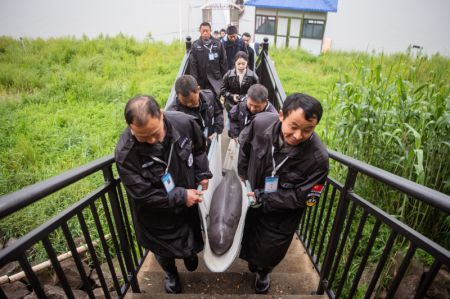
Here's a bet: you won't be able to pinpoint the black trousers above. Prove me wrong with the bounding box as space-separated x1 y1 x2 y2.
154 254 177 274
248 262 273 275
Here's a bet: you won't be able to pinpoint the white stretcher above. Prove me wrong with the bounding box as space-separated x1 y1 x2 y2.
197 136 251 272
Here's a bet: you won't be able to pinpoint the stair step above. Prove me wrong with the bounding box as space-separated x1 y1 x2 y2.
138 252 315 275
138 236 317 275
136 271 320 295
127 294 328 299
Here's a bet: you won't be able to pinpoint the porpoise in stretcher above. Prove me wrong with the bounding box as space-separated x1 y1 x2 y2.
207 169 243 255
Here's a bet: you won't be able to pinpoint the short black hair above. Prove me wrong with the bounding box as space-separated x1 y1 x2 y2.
282 93 323 123
226 25 238 35
175 75 198 97
233 51 249 63
199 22 211 30
213 30 219 34
124 95 161 126
242 32 251 38
220 28 226 33
247 84 268 103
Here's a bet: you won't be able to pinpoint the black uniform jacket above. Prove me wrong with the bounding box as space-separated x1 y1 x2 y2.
222 36 245 70
167 89 224 137
220 68 259 112
228 98 277 139
115 111 212 258
243 44 255 71
238 112 329 267
190 37 227 97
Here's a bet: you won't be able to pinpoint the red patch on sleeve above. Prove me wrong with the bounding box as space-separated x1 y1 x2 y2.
311 184 324 192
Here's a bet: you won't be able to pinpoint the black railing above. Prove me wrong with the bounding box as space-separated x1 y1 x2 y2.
255 38 286 112
0 156 146 299
255 41 450 298
1 36 449 299
301 152 450 298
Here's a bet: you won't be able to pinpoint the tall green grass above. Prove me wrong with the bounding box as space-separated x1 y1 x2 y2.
0 36 448 267
0 36 184 261
272 46 449 246
323 53 450 248
0 35 183 194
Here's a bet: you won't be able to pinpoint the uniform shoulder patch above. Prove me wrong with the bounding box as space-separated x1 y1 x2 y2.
306 184 325 207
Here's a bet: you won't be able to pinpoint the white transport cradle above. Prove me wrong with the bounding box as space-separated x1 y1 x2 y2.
198 136 251 272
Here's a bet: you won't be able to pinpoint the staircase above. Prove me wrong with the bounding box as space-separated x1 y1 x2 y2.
126 235 327 298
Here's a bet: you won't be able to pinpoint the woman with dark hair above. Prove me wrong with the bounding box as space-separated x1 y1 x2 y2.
220 51 259 112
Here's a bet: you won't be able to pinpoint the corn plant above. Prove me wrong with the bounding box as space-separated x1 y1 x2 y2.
324 53 450 249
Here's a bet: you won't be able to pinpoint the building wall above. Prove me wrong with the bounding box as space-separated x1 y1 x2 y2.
325 0 450 56
238 5 255 36
240 7 326 54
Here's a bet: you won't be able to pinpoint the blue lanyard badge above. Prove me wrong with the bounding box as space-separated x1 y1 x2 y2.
264 146 289 194
264 176 279 193
204 44 214 60
162 172 175 193
152 143 175 193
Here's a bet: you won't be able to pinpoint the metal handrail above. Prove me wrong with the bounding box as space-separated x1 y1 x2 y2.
166 36 192 107
347 191 450 265
256 37 449 298
0 155 115 219
1 36 449 299
260 51 286 108
0 184 112 267
329 150 450 213
255 42 450 212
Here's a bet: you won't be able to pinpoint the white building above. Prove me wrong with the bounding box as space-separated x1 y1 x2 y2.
239 0 450 57
239 0 337 55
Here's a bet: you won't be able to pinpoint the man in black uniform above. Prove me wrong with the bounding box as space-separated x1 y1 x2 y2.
168 75 224 144
219 28 226 41
241 32 255 71
238 93 329 293
115 95 212 294
222 25 244 70
228 84 277 139
190 22 227 98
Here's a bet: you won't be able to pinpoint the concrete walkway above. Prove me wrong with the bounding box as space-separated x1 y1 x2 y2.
126 235 326 298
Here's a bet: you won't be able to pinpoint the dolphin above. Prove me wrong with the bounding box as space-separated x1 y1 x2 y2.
207 169 243 255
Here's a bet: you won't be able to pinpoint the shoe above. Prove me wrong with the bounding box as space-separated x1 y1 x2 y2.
248 262 257 273
255 272 271 294
164 271 182 294
183 254 198 272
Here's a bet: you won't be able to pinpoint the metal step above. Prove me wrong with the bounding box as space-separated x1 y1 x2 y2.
126 294 328 299
139 236 317 275
129 236 324 297
132 271 324 297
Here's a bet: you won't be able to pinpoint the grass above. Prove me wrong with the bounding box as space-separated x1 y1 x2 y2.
0 35 184 196
271 46 449 246
0 36 448 289
0 35 184 263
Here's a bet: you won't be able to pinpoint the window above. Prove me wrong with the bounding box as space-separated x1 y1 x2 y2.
255 15 276 35
302 19 325 39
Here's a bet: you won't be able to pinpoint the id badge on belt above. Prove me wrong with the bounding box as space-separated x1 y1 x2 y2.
264 176 279 193
162 172 175 193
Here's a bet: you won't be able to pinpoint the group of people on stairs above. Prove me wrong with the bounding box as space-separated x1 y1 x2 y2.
114 21 329 295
